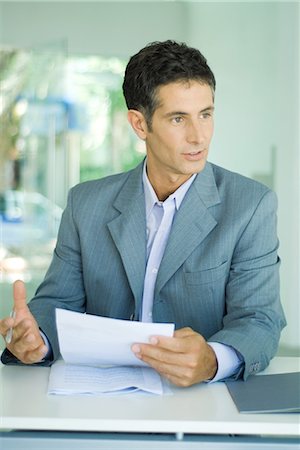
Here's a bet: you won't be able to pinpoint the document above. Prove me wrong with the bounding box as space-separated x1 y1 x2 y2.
226 372 300 413
56 308 175 367
48 359 170 396
51 309 175 396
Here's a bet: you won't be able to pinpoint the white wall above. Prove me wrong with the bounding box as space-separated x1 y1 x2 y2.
186 2 281 176
0 1 187 57
273 3 299 353
1 1 299 354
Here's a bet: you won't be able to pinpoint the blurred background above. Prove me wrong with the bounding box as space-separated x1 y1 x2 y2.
0 0 299 356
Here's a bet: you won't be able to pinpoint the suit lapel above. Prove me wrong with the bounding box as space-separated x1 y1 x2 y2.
107 163 146 316
155 163 220 296
107 162 221 311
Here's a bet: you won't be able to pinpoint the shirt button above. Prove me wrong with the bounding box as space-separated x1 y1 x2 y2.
152 268 158 274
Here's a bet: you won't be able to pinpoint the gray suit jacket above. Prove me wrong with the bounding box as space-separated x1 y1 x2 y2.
2 161 286 378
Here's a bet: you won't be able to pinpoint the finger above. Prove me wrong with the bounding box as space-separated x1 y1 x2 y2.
161 371 195 387
149 332 202 354
0 317 15 335
132 337 191 366
150 335 184 352
8 320 45 357
139 352 196 385
13 280 27 311
13 332 44 354
16 343 48 365
132 341 187 367
11 318 40 344
142 347 213 387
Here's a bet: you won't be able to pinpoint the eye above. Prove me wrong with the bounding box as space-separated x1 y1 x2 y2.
199 111 213 120
171 116 184 124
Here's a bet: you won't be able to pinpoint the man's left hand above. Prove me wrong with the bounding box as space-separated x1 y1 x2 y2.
131 327 218 387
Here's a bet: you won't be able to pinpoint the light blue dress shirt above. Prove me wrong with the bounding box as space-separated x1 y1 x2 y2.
142 161 242 382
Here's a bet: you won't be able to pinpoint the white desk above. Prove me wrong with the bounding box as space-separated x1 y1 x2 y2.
0 356 299 449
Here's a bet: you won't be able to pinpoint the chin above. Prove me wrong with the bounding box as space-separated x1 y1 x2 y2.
187 160 207 174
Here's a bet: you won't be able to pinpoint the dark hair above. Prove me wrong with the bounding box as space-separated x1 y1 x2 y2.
122 40 216 127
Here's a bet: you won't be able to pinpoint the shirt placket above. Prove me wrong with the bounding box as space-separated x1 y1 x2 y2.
141 198 176 322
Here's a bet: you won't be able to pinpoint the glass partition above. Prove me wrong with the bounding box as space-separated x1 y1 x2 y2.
0 46 144 338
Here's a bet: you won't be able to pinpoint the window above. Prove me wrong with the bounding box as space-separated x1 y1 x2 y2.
0 48 144 323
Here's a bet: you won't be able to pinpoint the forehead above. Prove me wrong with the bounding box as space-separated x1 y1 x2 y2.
154 81 214 112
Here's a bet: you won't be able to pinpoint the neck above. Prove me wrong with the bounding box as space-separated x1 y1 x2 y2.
147 169 191 202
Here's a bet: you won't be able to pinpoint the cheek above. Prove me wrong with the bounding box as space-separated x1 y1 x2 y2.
148 126 183 157
203 123 214 144
164 128 185 146
157 132 180 154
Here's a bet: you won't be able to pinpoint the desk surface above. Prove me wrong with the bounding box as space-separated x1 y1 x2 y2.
1 356 299 437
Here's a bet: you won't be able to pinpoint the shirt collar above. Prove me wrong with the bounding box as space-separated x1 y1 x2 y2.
142 160 196 217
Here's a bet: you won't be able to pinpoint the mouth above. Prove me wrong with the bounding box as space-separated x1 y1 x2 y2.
182 150 206 161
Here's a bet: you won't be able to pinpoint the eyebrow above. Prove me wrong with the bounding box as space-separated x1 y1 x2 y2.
201 106 215 113
163 106 215 118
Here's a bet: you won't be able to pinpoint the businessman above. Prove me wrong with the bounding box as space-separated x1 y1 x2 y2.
0 40 286 386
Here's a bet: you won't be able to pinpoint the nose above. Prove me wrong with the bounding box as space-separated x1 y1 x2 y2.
186 120 205 145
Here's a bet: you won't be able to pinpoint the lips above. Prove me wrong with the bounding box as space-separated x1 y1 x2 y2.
183 149 204 155
182 150 206 161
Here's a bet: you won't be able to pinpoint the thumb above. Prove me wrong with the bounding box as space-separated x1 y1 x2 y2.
13 279 28 311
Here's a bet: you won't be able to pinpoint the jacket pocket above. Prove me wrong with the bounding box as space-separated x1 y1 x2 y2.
184 260 229 285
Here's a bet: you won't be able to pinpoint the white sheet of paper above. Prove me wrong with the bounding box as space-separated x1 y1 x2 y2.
56 309 175 367
48 359 169 396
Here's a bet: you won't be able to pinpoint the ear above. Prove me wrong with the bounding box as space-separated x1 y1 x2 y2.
127 109 148 140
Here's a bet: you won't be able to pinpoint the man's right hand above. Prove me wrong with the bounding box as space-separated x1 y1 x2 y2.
0 280 48 364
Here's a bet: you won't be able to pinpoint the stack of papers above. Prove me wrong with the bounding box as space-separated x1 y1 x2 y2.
48 360 169 396
48 309 175 396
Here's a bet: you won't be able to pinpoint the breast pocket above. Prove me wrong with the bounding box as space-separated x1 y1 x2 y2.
184 260 229 285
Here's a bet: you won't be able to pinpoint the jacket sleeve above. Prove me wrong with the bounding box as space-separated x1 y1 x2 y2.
208 189 286 380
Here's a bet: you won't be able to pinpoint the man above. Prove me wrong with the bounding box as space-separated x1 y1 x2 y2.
0 40 286 386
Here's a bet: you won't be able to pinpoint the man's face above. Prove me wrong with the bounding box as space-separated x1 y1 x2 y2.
144 80 214 190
